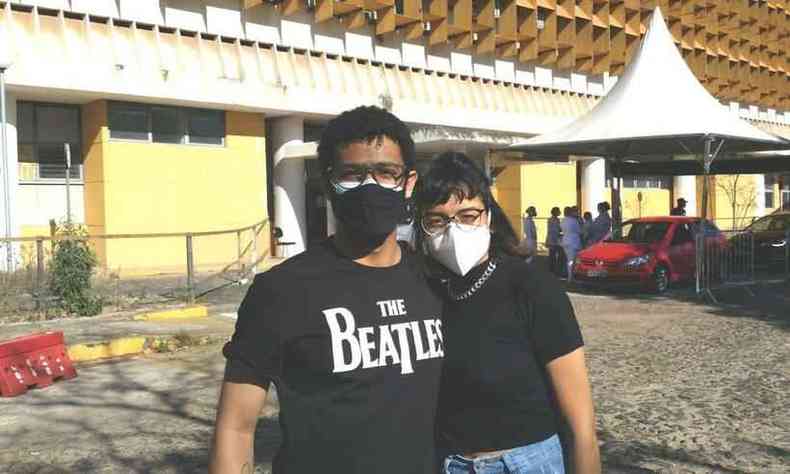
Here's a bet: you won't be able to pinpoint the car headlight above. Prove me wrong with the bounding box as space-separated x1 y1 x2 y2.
623 254 652 268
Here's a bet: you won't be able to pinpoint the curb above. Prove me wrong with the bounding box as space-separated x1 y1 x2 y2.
133 305 208 321
67 334 225 363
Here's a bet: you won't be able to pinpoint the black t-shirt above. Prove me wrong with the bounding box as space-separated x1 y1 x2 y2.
223 240 444 473
435 255 583 453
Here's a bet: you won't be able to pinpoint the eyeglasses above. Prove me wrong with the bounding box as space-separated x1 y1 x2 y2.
421 208 487 235
328 163 408 191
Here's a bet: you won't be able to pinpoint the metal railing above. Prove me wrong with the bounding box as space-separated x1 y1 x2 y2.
696 227 790 299
1 219 269 316
18 163 83 182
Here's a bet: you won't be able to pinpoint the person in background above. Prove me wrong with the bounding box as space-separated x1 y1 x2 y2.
415 152 600 474
522 206 538 260
546 207 563 276
589 202 612 244
582 212 594 247
560 207 582 283
670 198 687 216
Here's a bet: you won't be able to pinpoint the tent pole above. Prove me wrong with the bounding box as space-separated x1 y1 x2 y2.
610 157 623 239
696 136 724 296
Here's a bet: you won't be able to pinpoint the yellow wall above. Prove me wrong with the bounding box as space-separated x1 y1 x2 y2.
522 162 577 245
492 164 523 235
711 174 759 230
492 162 577 245
83 102 268 275
621 189 671 221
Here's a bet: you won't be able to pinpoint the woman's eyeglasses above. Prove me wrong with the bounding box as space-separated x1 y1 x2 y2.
421 209 487 235
328 163 407 191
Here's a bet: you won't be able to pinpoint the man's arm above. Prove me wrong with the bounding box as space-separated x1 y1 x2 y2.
209 380 268 474
545 348 601 474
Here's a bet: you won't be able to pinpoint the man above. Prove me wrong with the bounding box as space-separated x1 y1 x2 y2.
521 206 538 258
671 197 687 216
209 106 444 473
589 201 612 244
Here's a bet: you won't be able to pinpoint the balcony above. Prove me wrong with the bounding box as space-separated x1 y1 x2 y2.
18 163 84 183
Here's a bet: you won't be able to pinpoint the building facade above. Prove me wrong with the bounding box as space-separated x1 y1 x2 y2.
1 0 789 272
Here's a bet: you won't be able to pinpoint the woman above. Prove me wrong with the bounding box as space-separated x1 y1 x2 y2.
546 207 563 276
521 206 538 260
560 207 583 282
581 212 594 247
415 152 600 474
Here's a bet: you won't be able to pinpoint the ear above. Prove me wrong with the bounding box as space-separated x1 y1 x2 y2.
404 169 418 199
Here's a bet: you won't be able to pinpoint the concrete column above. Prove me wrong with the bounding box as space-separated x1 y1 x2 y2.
580 158 606 214
752 174 766 218
673 175 697 216
0 92 19 271
271 116 306 257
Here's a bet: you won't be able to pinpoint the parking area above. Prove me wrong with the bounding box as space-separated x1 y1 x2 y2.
0 285 788 473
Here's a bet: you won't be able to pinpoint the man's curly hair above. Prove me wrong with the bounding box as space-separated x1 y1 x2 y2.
317 106 416 176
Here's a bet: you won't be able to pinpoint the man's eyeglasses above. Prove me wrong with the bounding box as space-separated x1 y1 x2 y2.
328 163 408 191
421 208 487 236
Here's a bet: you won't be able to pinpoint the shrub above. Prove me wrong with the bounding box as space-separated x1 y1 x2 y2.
49 222 103 316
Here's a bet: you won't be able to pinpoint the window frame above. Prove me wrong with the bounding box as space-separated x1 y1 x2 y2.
108 101 226 147
17 101 83 181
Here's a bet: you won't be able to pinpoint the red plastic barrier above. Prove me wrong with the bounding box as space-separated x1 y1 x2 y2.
0 331 77 397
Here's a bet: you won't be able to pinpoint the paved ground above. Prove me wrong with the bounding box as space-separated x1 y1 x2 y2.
1 283 788 473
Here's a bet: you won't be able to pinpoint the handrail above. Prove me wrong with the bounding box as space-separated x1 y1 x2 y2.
1 218 270 243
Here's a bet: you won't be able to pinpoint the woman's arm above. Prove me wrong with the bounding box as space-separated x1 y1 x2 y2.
209 381 268 474
545 348 601 474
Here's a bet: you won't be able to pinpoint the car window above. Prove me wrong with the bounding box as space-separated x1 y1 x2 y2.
703 221 721 237
671 224 694 245
768 216 790 232
749 216 772 232
611 222 670 243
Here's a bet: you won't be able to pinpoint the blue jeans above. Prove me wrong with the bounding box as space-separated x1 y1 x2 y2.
441 434 565 474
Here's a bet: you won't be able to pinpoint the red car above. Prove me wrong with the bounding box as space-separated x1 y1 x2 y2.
573 216 727 293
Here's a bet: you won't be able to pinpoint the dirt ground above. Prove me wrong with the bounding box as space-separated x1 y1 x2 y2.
1 283 788 473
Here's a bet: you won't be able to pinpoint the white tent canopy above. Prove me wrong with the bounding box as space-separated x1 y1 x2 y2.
507 8 790 158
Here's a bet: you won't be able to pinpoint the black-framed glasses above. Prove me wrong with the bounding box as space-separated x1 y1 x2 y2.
328 163 408 191
421 208 487 235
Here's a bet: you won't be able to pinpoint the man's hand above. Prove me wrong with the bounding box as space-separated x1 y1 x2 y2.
209 381 268 474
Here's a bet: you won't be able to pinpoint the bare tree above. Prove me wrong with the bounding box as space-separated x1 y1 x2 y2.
715 175 758 230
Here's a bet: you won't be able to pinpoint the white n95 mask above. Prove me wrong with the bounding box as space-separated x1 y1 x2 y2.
426 221 491 276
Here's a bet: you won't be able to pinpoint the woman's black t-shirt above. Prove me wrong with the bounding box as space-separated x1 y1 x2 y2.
435 255 583 453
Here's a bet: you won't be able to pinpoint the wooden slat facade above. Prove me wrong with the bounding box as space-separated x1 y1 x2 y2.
246 0 790 110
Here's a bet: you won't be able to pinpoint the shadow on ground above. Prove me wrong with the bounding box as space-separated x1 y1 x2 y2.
0 348 280 474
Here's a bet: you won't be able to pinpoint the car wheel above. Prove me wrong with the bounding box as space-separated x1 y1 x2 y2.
652 265 670 294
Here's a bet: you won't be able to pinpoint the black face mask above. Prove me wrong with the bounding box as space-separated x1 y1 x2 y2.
331 184 406 246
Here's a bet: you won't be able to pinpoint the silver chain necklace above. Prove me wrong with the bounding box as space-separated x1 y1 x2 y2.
447 259 498 301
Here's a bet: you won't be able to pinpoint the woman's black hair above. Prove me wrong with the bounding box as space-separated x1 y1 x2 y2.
414 151 526 260
317 106 416 177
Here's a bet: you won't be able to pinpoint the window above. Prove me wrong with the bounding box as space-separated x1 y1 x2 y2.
108 102 225 145
187 109 224 145
605 163 670 189
17 102 82 180
764 174 776 209
151 107 184 144
671 223 694 245
109 103 148 141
